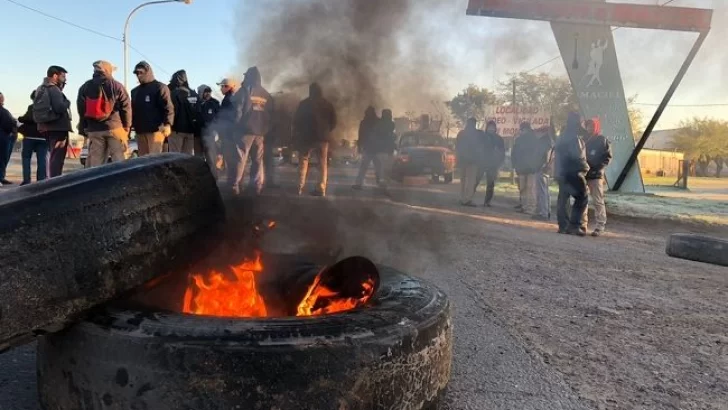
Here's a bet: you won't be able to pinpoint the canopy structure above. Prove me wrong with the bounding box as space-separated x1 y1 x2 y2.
467 0 712 192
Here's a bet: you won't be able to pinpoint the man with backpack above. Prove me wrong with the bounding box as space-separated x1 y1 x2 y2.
77 60 132 168
33 65 72 178
168 70 198 154
131 61 174 156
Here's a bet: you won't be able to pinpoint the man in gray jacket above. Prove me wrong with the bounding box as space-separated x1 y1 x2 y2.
34 65 72 178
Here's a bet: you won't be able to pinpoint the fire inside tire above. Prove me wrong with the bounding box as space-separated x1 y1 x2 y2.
36 266 452 410
0 154 225 352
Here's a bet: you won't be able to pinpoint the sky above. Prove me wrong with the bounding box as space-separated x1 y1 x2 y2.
0 0 726 131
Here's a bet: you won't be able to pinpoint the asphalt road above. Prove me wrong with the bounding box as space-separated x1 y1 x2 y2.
1 163 725 410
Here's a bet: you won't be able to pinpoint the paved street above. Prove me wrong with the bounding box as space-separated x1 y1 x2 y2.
1 162 726 410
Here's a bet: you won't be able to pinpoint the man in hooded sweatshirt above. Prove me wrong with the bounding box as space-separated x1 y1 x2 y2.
477 120 506 207
34 65 73 178
352 106 381 190
554 111 590 236
77 60 132 168
195 84 220 176
511 122 543 214
131 61 174 156
583 118 613 236
456 118 485 206
18 91 47 184
224 66 274 196
168 70 198 154
293 82 337 196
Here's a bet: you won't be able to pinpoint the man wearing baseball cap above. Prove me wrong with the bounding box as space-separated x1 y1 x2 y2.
77 60 132 168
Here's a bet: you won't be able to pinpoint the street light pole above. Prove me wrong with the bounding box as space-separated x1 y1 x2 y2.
123 0 192 90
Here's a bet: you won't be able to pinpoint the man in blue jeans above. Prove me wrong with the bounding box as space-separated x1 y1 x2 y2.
0 92 18 186
18 90 48 185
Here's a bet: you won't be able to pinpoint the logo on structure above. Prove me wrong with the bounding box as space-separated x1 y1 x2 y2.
581 39 609 88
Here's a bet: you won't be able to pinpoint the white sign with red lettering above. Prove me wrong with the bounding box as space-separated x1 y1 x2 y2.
483 105 551 137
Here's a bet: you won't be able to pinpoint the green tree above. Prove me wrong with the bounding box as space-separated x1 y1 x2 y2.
497 72 643 135
446 85 498 127
497 72 577 130
670 117 728 177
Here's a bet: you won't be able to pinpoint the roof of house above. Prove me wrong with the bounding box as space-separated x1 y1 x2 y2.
638 128 682 151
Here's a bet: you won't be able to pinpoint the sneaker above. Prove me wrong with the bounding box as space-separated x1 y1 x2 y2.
484 202 492 208
20 181 30 186
1 179 13 185
591 229 603 237
352 185 363 190
567 228 587 237
514 204 523 210
311 190 325 197
531 214 550 221
557 229 567 234
460 201 476 207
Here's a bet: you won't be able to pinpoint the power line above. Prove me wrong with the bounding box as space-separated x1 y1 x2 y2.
3 0 170 76
634 102 728 107
4 0 120 41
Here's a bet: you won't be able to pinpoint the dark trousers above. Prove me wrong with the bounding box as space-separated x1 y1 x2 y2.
22 138 48 184
0 132 11 180
44 131 69 178
477 167 498 205
556 175 589 232
222 134 264 194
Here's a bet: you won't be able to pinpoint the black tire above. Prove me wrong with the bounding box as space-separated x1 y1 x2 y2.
0 154 225 352
37 266 452 410
666 233 728 267
443 172 453 184
431 174 440 183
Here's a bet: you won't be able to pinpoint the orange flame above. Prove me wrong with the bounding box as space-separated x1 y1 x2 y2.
296 271 376 317
182 252 376 318
182 252 268 317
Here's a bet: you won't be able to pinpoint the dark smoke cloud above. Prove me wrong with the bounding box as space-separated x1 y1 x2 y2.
235 0 457 139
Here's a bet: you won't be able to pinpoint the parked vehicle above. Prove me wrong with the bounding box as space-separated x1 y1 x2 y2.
391 131 456 183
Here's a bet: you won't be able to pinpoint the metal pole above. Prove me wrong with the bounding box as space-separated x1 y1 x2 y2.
511 78 517 185
123 0 185 90
612 31 708 191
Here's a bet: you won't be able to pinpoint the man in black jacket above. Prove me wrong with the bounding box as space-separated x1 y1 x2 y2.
131 61 174 156
77 60 132 168
223 67 274 196
352 106 380 189
555 112 590 236
18 91 48 184
0 92 18 185
293 82 337 196
195 84 220 176
168 70 198 154
478 120 506 207
583 118 613 236
511 122 544 214
34 65 72 178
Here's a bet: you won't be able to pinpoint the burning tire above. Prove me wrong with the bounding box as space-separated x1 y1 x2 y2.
37 265 452 410
0 154 225 352
666 233 728 267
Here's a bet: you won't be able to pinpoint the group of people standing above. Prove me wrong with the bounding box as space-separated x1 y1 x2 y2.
456 111 612 238
456 118 506 207
0 61 343 197
353 107 397 190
